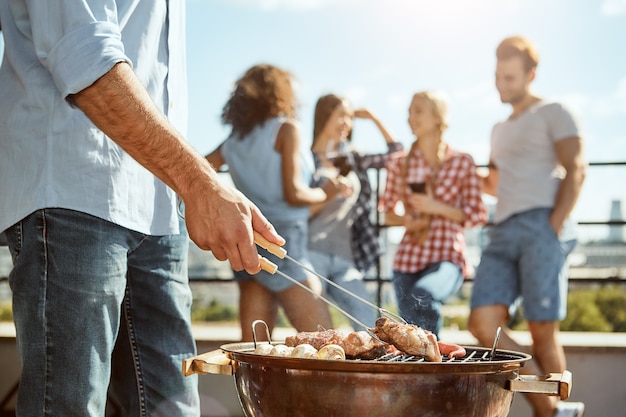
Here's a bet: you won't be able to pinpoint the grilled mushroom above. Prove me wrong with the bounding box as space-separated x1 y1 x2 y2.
270 344 294 357
253 343 274 355
291 343 319 358
317 344 346 360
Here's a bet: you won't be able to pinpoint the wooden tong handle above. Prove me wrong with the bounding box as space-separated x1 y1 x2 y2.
259 255 278 274
253 231 287 258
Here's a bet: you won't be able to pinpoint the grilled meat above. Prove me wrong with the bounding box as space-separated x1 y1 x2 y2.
285 329 339 350
285 329 387 359
284 319 464 362
371 317 442 362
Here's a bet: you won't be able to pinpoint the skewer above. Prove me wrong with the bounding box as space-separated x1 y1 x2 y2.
258 256 369 330
489 327 502 361
254 232 407 324
258 255 387 343
257 245 468 361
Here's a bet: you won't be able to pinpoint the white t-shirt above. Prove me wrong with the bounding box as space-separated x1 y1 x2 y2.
308 171 361 260
491 101 581 236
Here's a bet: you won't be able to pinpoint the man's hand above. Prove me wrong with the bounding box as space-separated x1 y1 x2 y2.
184 183 284 274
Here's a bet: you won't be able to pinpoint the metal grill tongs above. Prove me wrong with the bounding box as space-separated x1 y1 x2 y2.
253 231 407 335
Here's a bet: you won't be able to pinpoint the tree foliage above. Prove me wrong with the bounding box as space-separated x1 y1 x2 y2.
594 286 626 332
560 285 626 332
191 297 238 322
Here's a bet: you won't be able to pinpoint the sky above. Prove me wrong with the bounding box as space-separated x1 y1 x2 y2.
181 0 626 242
1 0 625 242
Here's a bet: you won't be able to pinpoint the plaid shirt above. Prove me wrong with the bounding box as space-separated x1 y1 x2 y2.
379 146 487 276
312 142 404 273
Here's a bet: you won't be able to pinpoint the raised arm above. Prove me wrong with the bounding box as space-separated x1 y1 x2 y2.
71 62 284 273
354 108 395 144
353 108 404 169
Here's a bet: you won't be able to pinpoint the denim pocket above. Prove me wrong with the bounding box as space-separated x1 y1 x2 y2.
4 219 23 262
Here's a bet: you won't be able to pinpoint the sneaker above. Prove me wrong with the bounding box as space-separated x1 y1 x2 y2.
554 401 585 417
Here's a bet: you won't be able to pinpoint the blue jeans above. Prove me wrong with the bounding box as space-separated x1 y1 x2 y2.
309 250 378 329
392 262 463 338
5 209 199 417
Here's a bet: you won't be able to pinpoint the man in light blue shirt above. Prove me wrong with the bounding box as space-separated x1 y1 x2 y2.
0 2 282 416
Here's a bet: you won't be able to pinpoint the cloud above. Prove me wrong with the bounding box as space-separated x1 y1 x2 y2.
343 85 369 104
601 0 626 16
540 77 626 119
452 80 493 102
558 76 626 118
449 79 502 113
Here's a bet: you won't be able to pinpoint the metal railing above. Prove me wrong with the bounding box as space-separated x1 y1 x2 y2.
182 160 626 308
1 161 625 293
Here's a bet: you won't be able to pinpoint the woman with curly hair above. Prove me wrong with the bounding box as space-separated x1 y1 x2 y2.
206 64 335 341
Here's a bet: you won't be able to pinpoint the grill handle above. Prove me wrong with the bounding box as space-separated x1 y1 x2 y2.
507 370 572 400
182 349 233 377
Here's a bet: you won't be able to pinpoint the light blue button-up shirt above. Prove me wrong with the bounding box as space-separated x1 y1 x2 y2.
0 0 187 235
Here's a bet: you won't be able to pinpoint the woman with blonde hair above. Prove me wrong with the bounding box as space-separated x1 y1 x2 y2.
379 91 487 337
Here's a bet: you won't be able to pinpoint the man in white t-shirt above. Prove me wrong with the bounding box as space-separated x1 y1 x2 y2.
468 36 587 417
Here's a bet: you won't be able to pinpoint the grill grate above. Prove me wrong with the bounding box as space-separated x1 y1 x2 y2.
371 347 524 364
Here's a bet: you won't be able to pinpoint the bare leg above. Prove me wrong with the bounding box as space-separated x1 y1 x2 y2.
526 320 566 414
527 321 566 375
238 281 278 342
276 276 333 332
468 306 557 417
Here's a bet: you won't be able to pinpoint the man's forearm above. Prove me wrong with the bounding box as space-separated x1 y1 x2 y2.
551 166 586 232
71 61 218 201
70 62 284 273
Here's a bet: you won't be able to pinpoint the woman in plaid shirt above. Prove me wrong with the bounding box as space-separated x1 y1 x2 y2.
379 91 487 338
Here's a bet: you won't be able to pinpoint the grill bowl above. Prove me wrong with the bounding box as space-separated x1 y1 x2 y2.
202 343 532 417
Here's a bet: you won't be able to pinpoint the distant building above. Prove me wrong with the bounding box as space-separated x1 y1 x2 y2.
608 199 625 242
567 199 626 279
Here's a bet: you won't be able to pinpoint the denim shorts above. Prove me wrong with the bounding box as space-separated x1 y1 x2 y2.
470 208 576 321
234 219 310 292
308 250 377 329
